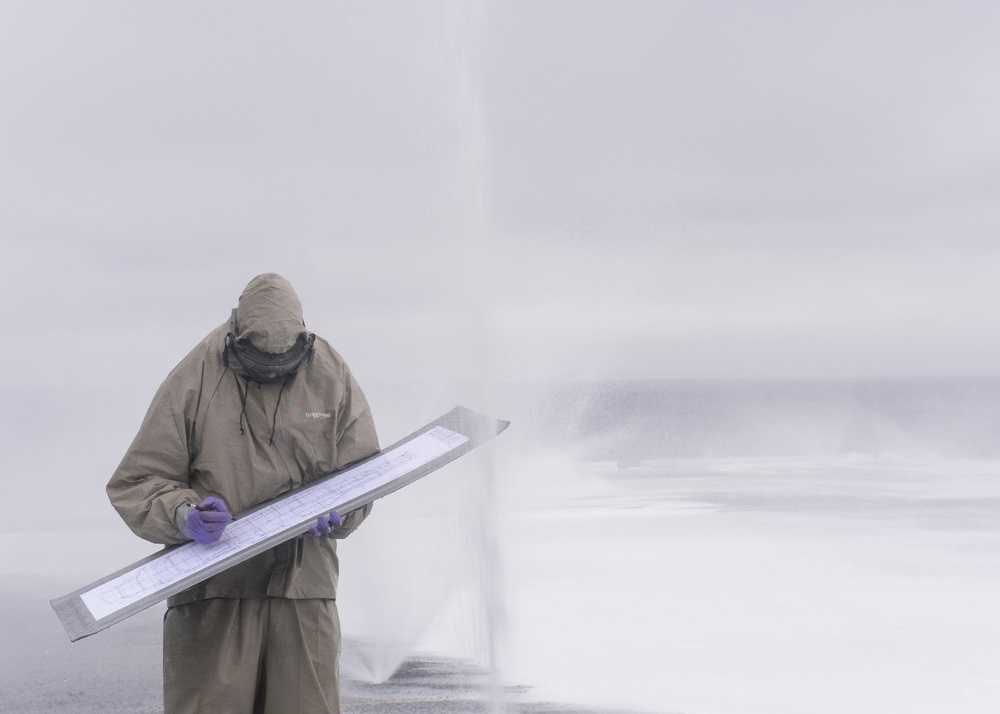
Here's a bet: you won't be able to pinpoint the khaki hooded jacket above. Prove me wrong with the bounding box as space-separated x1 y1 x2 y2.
106 274 379 606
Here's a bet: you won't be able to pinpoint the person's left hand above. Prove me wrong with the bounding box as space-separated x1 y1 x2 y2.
304 510 343 537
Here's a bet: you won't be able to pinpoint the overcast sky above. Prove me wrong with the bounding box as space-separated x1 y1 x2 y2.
3 0 999 394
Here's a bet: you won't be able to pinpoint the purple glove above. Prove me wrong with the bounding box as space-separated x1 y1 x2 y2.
187 497 233 544
306 510 343 538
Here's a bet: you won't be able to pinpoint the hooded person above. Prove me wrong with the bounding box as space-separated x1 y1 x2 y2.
107 273 379 714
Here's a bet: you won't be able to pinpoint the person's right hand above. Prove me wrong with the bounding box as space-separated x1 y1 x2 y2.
187 497 233 544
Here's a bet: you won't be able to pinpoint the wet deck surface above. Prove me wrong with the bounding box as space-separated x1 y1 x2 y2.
342 655 638 713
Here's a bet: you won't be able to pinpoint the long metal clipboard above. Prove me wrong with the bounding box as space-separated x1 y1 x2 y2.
51 406 508 642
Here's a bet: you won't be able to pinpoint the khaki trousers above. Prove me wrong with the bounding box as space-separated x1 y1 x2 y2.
163 598 341 714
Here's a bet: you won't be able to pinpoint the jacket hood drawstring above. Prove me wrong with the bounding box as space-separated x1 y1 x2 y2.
231 370 291 446
269 376 291 447
235 372 250 437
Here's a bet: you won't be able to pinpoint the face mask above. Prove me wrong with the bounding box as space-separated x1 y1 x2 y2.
223 332 316 384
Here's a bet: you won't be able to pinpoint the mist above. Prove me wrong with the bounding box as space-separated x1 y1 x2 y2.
2 2 1000 713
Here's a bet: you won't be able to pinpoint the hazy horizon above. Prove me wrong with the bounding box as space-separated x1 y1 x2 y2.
3 1 999 391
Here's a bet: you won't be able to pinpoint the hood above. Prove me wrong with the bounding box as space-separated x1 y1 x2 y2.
233 273 307 352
